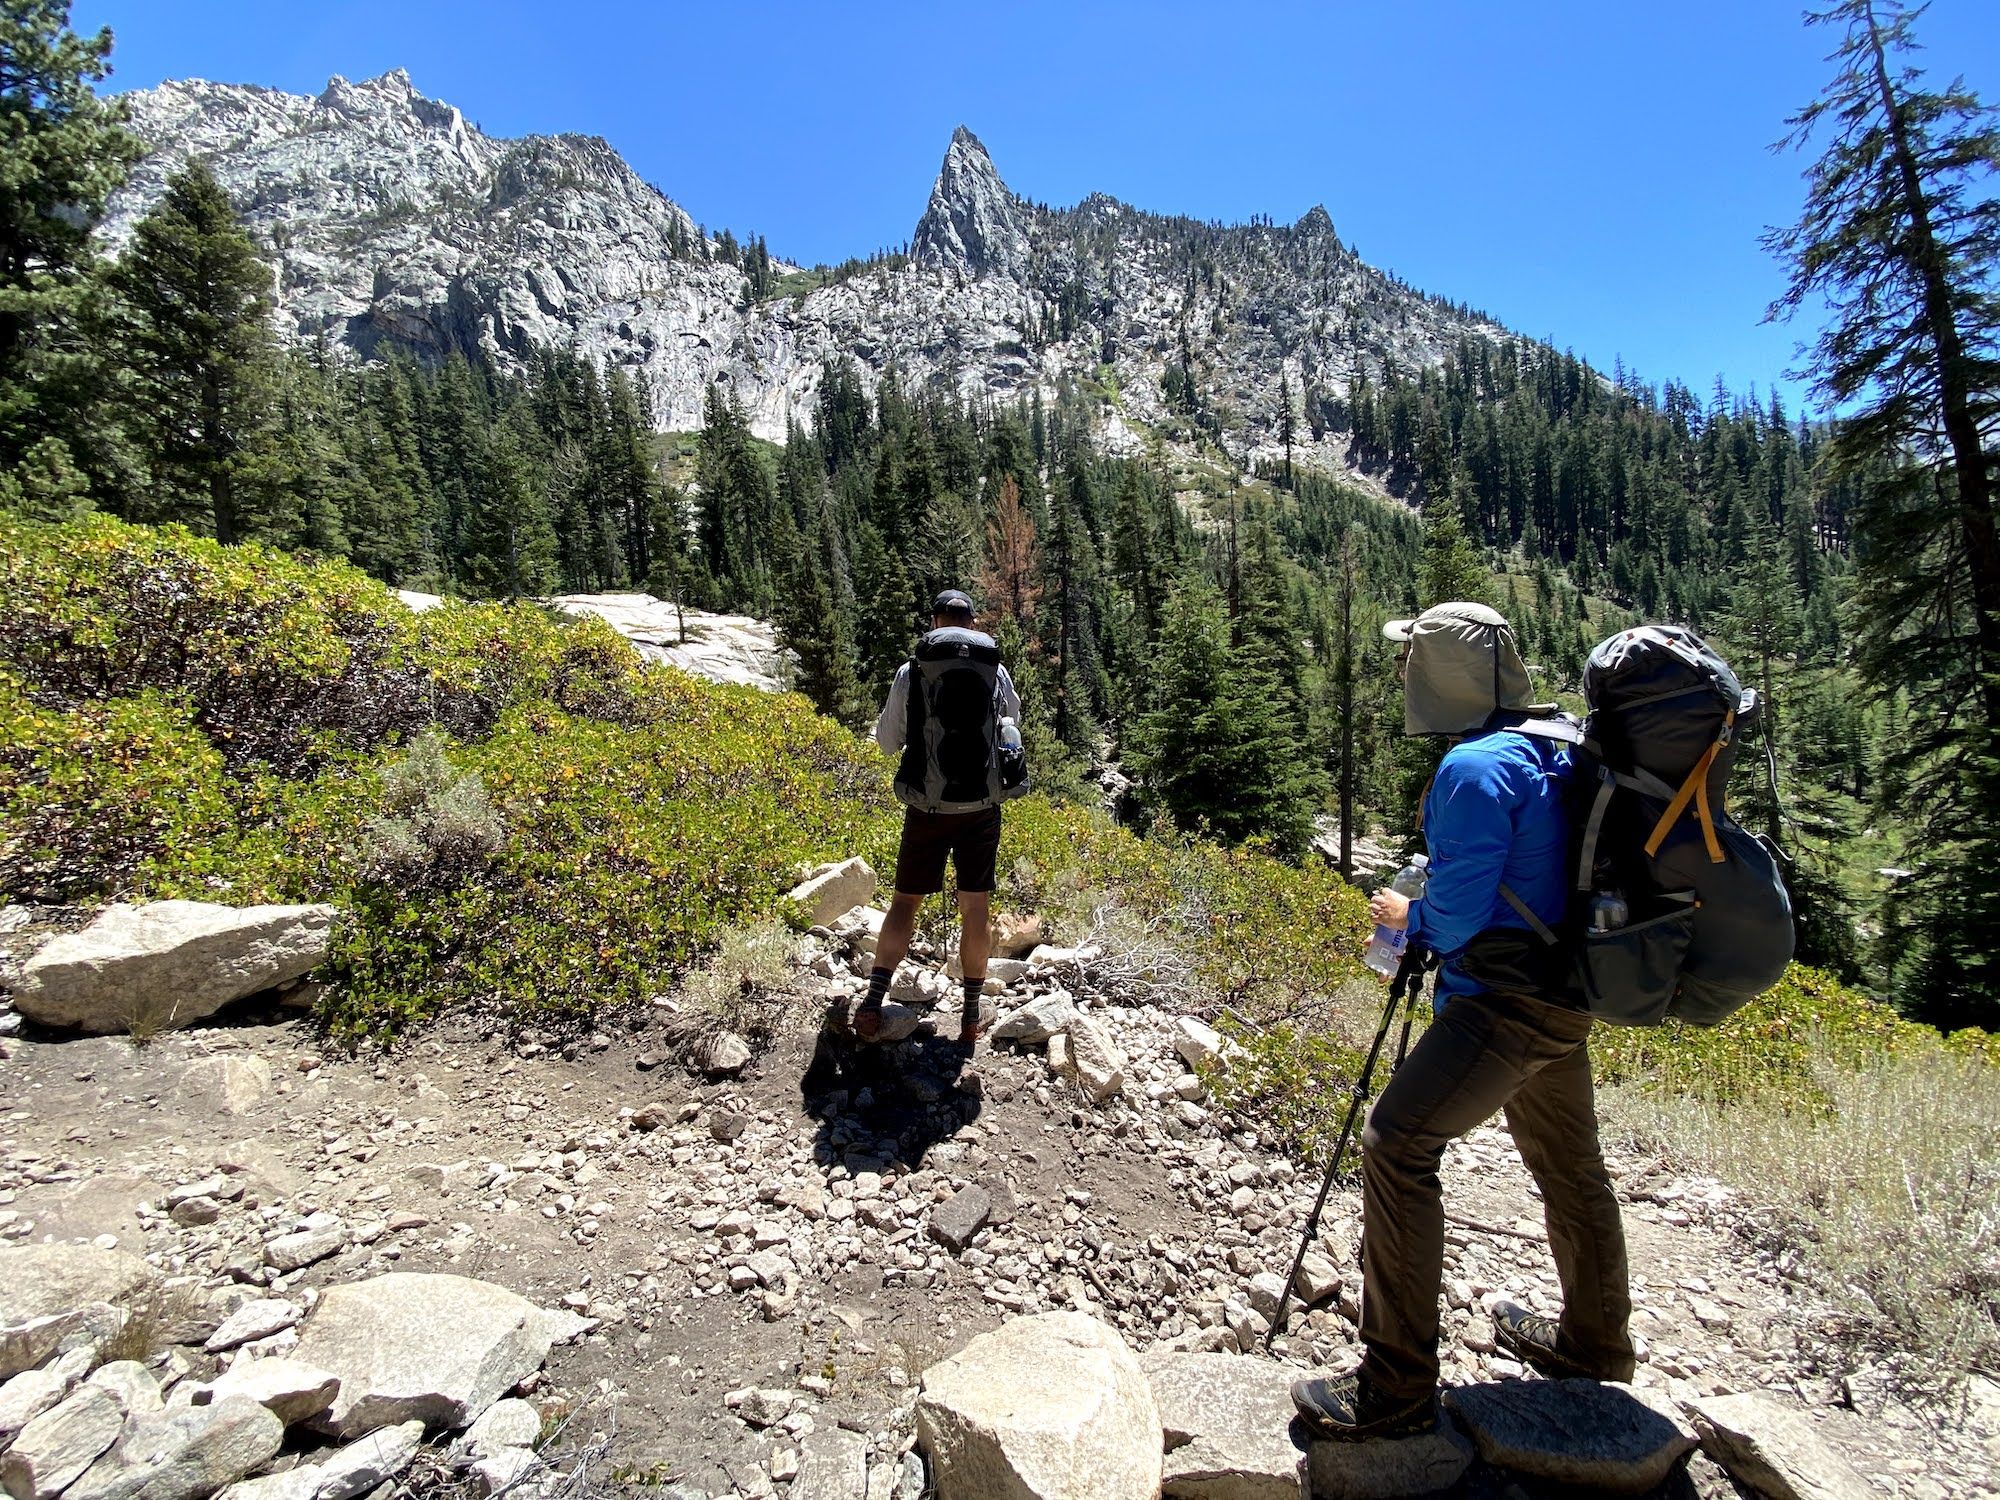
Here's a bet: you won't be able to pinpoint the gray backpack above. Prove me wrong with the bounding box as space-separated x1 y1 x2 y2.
1473 625 1795 1026
892 627 1027 814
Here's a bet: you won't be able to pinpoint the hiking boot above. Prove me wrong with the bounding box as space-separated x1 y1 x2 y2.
852 996 884 1042
1491 1301 1598 1379
1290 1373 1438 1441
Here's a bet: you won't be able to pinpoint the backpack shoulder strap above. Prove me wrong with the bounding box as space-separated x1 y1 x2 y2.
1497 883 1560 945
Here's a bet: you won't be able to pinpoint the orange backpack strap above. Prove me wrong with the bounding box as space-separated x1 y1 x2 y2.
1644 709 1733 863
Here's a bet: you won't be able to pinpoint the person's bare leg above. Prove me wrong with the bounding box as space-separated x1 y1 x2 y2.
874 891 923 977
856 891 923 1040
956 889 991 1042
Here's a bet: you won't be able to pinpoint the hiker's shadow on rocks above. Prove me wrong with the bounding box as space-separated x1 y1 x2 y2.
800 1017 982 1171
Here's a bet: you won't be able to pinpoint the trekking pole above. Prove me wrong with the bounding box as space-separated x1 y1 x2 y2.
1264 944 1430 1349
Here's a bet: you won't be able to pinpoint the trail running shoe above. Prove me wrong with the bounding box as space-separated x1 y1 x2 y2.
1491 1300 1598 1379
1290 1373 1438 1441
957 997 988 1045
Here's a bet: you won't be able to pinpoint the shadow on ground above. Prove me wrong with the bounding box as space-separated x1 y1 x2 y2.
800 1010 982 1171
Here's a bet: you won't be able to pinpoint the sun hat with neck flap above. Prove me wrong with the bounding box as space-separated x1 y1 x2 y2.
1383 601 1551 736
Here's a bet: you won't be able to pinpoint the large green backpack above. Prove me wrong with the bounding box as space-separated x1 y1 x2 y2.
1472 625 1796 1027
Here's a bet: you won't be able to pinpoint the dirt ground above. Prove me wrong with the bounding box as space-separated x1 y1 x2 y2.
2 956 1996 1498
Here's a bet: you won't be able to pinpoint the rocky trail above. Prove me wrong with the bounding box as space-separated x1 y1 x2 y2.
2 891 1996 1500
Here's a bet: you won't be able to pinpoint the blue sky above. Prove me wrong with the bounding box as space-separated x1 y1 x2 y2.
75 0 2000 411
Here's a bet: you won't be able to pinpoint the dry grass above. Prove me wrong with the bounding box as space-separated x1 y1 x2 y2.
100 1280 210 1364
658 919 811 1065
1602 1040 2000 1392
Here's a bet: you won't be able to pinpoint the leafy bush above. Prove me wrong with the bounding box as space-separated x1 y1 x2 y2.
998 798 1374 1018
0 672 233 900
1593 964 1948 1106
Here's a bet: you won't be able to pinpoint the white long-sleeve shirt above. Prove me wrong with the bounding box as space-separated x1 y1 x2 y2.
874 660 1022 754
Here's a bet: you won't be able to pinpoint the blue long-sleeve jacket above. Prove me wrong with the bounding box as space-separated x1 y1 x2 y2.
1406 721 1572 1007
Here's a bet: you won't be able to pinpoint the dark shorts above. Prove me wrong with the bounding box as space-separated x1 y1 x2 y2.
893 806 1003 895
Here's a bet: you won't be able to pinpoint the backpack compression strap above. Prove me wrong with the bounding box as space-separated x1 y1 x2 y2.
1644 708 1734 864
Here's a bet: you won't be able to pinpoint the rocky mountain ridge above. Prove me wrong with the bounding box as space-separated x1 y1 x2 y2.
105 70 1504 466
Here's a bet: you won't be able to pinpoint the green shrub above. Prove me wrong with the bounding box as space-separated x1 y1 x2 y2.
1206 1016 1368 1158
139 694 899 1039
1593 965 1949 1105
0 516 432 773
0 673 234 900
998 798 1373 1017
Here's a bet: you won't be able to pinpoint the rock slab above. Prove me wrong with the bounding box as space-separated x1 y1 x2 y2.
990 994 1078 1046
201 1357 341 1427
0 1245 158 1327
1057 1016 1126 1102
1444 1379 1697 1494
1142 1352 1306 1499
916 1311 1161 1500
1689 1393 1874 1500
290 1273 576 1438
64 1396 284 1500
787 858 877 927
13 900 335 1034
927 1186 993 1254
213 1419 424 1500
1306 1414 1476 1500
1 1384 127 1499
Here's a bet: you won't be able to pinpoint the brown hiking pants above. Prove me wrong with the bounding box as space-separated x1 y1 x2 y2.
1357 989 1636 1401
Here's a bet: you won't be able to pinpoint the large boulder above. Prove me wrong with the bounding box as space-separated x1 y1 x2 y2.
1305 1414 1476 1500
0 1245 158 1326
787 859 877 927
1443 1380 1696 1494
290 1273 585 1438
1142 1352 1306 1499
213 1420 424 1500
1688 1393 1874 1500
990 994 1078 1046
199 1357 341 1428
0 1367 76 1444
0 1384 127 1499
990 912 1045 959
916 1311 1161 1500
64 1396 285 1500
12 901 334 1034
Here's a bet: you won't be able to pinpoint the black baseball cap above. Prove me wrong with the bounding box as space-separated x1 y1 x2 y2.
933 589 975 617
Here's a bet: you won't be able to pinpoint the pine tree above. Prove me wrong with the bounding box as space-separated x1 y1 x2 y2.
0 0 144 512
1277 368 1297 488
1767 0 2000 1024
850 521 916 693
107 157 277 543
775 528 861 725
1416 493 1493 609
462 403 558 598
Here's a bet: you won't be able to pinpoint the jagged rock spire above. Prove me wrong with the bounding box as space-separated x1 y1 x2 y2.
911 126 1031 280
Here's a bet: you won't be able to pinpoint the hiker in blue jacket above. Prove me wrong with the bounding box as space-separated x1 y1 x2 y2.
1293 601 1637 1441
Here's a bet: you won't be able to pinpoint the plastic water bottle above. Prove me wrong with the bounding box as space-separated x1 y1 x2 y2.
998 717 1023 755
1363 855 1430 975
1589 889 1630 932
